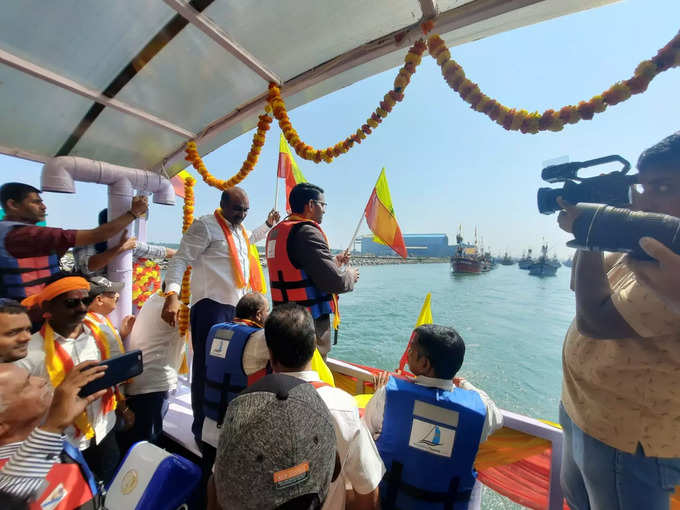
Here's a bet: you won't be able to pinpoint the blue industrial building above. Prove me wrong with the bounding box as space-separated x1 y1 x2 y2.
360 234 454 257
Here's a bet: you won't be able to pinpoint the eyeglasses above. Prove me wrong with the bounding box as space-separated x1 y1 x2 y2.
312 200 327 209
63 296 94 308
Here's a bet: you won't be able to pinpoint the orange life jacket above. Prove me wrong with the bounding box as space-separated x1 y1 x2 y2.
265 219 337 319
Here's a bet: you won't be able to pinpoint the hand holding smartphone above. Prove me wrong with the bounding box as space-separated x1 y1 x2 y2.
78 350 143 397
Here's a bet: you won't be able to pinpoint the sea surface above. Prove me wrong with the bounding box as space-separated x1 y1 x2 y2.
329 262 575 509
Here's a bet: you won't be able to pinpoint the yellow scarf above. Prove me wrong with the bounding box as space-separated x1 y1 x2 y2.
42 320 117 439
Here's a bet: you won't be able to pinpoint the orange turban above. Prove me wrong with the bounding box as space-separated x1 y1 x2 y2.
21 277 91 309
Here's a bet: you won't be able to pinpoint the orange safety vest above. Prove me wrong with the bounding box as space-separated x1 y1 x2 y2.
265 219 338 320
0 457 96 510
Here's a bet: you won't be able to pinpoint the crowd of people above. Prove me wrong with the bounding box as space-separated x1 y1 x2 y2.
0 131 677 509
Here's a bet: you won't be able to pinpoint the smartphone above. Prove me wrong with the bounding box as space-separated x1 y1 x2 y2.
78 350 143 397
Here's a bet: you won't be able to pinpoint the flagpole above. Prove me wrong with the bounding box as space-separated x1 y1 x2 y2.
273 174 279 211
346 210 365 254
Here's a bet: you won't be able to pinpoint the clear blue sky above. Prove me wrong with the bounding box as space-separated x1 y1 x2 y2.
1 0 678 258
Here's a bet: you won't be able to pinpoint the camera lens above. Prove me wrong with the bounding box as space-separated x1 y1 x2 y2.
537 188 564 214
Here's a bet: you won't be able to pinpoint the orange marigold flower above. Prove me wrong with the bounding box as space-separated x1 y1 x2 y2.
603 82 632 105
436 50 451 66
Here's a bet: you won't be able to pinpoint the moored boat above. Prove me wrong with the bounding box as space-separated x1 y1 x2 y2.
500 252 514 265
518 249 533 270
451 231 483 274
529 244 560 277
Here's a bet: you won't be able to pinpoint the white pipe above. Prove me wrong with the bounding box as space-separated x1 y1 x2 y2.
41 156 175 327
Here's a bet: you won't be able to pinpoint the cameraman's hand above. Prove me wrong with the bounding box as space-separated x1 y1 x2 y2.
557 197 580 234
629 237 680 314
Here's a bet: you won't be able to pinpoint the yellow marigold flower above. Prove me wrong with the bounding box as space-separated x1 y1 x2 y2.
510 111 525 131
367 118 379 128
436 50 451 66
376 108 388 118
634 60 657 79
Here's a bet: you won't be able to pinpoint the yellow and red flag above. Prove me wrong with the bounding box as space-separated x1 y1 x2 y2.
364 168 407 258
170 169 192 198
278 133 307 213
398 293 433 372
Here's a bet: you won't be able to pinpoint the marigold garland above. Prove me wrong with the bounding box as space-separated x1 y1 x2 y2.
184 113 272 190
178 175 195 337
132 258 161 309
267 39 427 163
426 29 680 133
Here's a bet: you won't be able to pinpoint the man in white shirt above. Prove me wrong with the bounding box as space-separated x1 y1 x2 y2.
265 303 384 510
15 274 124 485
117 285 185 453
161 187 279 445
363 324 503 510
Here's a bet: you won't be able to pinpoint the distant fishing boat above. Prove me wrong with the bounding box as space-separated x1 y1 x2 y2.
529 244 560 277
500 252 514 265
518 249 533 270
451 230 483 274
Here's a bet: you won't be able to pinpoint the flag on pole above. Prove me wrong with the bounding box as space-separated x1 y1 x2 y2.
278 133 307 213
364 168 407 258
398 293 433 372
170 170 192 198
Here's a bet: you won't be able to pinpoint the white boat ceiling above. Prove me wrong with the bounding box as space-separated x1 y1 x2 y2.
0 0 618 178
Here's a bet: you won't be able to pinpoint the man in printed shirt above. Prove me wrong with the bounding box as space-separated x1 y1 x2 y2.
556 131 680 509
0 361 106 505
15 275 124 485
161 187 279 445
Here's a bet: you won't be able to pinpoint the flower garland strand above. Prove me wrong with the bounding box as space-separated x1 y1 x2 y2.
426 28 680 133
267 39 427 163
132 258 161 309
178 175 196 337
185 113 272 190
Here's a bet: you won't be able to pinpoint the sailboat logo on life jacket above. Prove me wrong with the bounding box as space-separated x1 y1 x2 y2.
408 418 456 458
418 424 442 447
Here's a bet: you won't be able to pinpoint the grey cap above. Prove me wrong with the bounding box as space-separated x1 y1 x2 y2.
88 275 124 296
214 374 337 510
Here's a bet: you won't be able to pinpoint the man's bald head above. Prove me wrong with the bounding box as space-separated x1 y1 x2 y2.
220 187 250 225
235 292 269 326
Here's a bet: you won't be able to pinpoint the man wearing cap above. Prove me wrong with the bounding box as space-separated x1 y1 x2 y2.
209 373 338 510
266 183 358 359
0 182 148 301
0 299 31 363
161 187 279 444
0 361 107 506
87 275 135 340
200 292 270 469
15 274 125 484
265 303 384 510
73 208 176 277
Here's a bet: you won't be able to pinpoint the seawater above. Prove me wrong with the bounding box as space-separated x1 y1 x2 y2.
330 262 574 509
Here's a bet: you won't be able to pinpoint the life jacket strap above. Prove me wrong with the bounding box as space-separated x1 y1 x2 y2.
204 374 246 427
383 461 470 510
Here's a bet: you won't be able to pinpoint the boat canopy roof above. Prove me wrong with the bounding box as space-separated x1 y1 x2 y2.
0 0 616 177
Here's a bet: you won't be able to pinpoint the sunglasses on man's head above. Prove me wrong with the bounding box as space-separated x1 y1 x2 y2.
63 296 94 308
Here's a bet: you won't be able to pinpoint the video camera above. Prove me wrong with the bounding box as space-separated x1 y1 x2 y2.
537 155 637 214
566 204 680 260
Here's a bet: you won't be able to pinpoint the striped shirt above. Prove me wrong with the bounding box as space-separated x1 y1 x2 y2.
0 428 64 499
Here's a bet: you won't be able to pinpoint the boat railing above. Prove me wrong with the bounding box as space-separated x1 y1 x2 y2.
499 409 565 510
326 358 565 510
